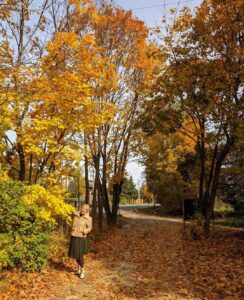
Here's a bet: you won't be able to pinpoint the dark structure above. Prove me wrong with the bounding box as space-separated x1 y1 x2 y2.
183 198 200 234
183 198 200 220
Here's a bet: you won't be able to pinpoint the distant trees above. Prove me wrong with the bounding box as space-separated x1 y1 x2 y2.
140 127 197 214
121 176 138 200
140 184 154 204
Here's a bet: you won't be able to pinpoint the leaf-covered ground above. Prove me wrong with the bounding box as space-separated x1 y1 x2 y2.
1 210 243 300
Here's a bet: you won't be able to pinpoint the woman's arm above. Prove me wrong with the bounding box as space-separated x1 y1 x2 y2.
83 218 92 235
73 211 80 217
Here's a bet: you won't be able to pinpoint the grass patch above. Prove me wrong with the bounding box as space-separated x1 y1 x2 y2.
214 217 244 228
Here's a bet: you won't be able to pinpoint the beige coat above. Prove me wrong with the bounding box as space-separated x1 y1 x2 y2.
71 212 92 237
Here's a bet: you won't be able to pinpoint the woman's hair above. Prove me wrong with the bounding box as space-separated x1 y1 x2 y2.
81 203 89 212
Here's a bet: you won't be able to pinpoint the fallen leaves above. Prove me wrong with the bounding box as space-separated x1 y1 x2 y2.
0 211 243 299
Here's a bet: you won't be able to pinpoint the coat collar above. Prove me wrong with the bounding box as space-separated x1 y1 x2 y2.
81 213 90 219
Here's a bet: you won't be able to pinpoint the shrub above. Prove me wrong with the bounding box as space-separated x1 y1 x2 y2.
120 197 128 205
0 167 74 272
214 198 234 218
23 184 74 225
0 179 51 271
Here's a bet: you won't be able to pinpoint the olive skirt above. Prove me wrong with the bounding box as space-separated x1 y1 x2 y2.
68 236 89 258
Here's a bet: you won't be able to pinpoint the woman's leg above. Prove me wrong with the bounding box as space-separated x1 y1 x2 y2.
76 256 84 268
75 258 81 274
80 255 84 268
78 255 85 278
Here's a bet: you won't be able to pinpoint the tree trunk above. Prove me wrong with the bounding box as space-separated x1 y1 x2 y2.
28 154 33 183
198 118 205 214
203 206 212 238
199 144 205 214
98 180 103 232
101 144 112 224
84 155 90 204
92 173 98 220
93 155 103 230
17 143 26 181
111 182 122 225
203 144 231 237
102 180 112 225
84 132 90 204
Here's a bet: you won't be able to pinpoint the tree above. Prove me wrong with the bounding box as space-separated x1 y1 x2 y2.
140 125 197 214
140 184 153 203
121 176 138 200
82 4 155 226
143 0 243 237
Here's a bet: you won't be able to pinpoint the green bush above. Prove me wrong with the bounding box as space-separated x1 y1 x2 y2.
214 198 234 218
120 196 128 205
0 179 51 272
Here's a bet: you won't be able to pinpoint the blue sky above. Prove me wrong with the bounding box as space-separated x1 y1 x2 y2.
115 0 202 27
116 0 203 186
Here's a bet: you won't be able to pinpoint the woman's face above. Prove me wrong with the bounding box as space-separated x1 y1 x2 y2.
81 206 88 215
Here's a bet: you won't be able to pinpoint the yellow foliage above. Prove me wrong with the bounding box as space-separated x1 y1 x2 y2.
22 184 75 225
0 166 9 185
146 119 196 174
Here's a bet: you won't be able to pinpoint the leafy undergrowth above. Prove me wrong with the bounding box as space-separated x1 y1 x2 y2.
0 212 243 300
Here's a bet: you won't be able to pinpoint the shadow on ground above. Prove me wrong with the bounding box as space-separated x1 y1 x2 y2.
49 259 74 273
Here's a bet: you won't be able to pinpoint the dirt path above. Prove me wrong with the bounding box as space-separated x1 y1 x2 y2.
1 210 243 300
45 211 188 300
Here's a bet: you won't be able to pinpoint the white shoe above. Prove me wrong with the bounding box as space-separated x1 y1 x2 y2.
75 266 81 275
79 268 85 279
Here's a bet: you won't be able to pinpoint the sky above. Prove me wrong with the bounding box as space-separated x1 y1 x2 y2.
115 0 202 186
114 0 202 27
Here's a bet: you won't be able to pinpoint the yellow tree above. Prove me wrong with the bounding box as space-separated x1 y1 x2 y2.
0 41 13 159
0 0 67 179
23 30 116 183
0 1 116 184
141 120 197 213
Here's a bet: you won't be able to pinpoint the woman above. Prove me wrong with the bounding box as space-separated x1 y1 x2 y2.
68 203 92 279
